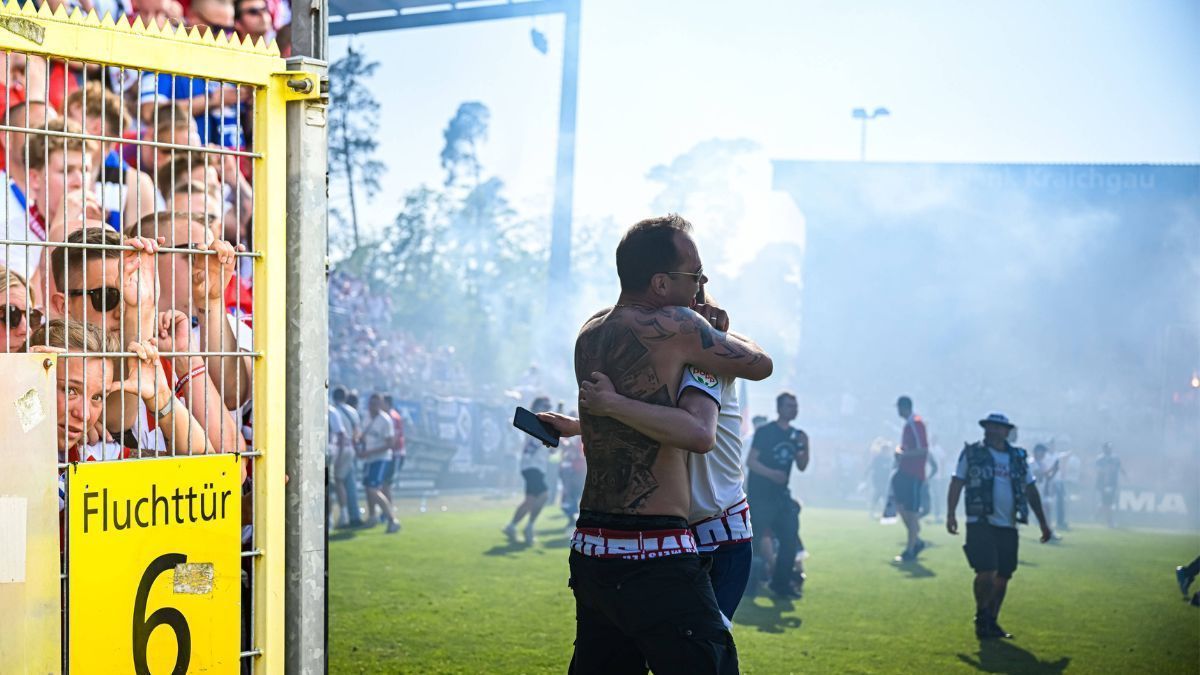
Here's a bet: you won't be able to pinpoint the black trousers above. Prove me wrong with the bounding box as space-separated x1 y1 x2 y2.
567 512 738 675
748 491 800 590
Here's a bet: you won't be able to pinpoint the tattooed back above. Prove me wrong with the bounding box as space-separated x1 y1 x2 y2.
574 306 694 518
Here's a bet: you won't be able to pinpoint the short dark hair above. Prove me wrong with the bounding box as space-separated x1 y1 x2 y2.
383 394 394 407
776 391 796 410
331 385 347 403
614 214 692 293
346 392 359 407
897 396 913 410
51 227 123 291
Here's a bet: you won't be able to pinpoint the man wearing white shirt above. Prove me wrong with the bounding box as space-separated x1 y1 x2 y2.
360 392 400 534
947 413 1053 640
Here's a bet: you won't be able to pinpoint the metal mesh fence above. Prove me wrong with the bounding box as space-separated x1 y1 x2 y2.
0 25 282 670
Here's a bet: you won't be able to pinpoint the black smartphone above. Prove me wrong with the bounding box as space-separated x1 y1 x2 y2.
513 406 560 447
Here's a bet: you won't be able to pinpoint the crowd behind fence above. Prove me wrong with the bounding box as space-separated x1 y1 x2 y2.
0 2 292 670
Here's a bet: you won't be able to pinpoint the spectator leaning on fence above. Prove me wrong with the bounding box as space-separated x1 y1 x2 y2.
127 209 252 409
27 319 122 461
48 227 159 347
48 226 244 457
124 211 248 449
27 318 212 459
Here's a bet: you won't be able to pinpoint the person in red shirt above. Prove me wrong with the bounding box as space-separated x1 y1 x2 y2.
380 394 405 509
893 395 929 562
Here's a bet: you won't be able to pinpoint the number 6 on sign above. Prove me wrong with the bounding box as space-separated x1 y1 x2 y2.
68 456 241 674
133 553 193 675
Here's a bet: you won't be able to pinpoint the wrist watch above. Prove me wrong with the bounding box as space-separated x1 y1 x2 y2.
155 396 175 420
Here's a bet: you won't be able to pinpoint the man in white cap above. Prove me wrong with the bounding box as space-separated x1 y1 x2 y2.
947 413 1053 640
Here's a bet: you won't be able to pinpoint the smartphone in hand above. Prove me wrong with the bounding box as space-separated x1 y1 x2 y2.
513 406 560 448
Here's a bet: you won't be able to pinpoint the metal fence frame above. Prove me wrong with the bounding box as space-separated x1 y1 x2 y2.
0 3 322 671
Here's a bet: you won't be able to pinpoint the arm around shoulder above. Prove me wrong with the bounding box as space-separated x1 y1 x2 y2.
655 307 774 382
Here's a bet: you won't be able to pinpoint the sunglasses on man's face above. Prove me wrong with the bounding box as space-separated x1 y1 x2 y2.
1 305 43 330
66 286 122 314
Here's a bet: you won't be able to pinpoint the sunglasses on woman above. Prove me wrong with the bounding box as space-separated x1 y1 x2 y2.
1 304 44 329
65 286 122 313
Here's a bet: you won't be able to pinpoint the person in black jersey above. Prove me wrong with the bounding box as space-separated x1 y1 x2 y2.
746 391 809 599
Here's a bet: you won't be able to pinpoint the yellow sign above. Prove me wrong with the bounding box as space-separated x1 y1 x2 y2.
68 455 242 674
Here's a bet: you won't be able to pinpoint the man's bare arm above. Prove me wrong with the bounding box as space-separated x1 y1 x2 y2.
579 375 718 453
946 477 964 534
632 306 773 381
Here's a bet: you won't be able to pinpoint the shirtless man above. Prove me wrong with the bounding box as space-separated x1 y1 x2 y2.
542 289 762 625
565 214 772 674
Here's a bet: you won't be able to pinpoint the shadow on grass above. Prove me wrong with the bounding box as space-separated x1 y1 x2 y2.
890 558 936 578
541 537 572 550
733 597 803 634
328 529 358 542
484 541 531 556
957 640 1070 674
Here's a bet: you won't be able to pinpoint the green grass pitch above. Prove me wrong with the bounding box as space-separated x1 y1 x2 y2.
330 495 1200 674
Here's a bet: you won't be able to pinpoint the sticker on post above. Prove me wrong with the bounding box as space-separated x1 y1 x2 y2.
14 388 45 433
173 562 214 594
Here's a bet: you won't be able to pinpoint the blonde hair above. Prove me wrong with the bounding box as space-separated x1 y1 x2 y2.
0 263 29 294
28 318 120 355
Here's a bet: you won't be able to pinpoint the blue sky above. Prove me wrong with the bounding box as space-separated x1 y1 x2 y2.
331 0 1200 234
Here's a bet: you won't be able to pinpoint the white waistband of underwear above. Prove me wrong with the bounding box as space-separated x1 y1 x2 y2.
691 499 753 552
571 526 697 560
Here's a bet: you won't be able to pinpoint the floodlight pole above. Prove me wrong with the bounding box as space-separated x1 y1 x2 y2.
853 106 889 161
859 118 867 161
547 0 581 306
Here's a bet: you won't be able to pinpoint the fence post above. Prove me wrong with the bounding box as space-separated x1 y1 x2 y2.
284 56 331 673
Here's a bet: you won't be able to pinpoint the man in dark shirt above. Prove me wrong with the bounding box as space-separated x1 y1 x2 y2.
746 391 810 598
